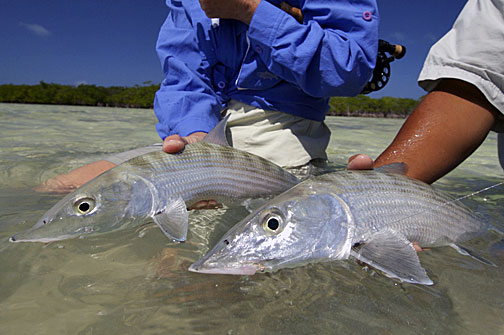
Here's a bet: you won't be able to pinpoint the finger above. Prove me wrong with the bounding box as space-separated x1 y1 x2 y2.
347 154 374 170
188 200 222 210
280 2 303 23
163 135 187 153
188 200 209 210
412 242 428 252
206 200 223 209
183 131 207 144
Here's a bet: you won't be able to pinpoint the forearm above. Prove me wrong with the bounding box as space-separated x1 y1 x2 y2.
154 86 222 139
375 79 499 184
155 46 222 138
155 10 223 139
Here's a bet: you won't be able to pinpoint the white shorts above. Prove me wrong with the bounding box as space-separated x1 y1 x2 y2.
418 0 504 131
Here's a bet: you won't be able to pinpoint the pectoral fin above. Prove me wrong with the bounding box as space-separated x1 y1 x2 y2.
351 230 433 285
152 197 188 242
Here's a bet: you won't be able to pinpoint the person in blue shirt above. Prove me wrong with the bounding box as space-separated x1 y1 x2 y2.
157 0 379 168
35 0 379 193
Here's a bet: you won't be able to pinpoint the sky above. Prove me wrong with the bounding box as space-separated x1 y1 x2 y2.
0 0 467 99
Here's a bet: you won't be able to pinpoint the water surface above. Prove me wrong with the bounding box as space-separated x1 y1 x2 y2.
1 103 503 334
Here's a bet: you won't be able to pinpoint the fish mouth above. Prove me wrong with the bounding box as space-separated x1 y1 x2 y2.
188 235 263 275
188 262 258 275
9 223 75 243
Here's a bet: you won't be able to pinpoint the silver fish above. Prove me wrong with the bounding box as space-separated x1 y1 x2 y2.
10 116 299 243
189 167 492 285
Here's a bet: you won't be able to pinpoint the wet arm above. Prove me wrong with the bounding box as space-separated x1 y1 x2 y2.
354 79 499 184
33 160 116 193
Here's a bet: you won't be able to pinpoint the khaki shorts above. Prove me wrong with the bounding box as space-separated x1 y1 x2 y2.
223 100 330 168
105 100 331 169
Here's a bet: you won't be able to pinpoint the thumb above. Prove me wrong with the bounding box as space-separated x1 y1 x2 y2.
347 154 374 170
163 135 186 154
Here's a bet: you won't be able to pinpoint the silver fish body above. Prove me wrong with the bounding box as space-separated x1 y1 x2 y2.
10 142 299 243
189 170 489 285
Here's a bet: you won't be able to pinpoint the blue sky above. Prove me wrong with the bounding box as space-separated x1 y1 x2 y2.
0 0 467 99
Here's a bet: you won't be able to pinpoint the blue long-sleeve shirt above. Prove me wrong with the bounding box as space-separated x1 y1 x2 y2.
154 0 379 139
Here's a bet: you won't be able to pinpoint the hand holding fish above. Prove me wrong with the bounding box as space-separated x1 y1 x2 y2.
13 116 300 243
347 154 374 171
162 132 207 154
163 131 223 210
347 155 423 253
198 0 260 24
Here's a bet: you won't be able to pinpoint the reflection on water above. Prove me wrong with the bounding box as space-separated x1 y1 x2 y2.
1 103 503 334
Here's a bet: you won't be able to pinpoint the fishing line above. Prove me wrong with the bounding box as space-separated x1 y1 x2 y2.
452 181 504 203
390 180 504 226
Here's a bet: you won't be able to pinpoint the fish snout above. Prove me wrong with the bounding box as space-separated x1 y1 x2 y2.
9 216 57 243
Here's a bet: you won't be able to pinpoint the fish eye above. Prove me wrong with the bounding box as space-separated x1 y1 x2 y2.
74 197 96 215
261 208 285 234
266 217 279 230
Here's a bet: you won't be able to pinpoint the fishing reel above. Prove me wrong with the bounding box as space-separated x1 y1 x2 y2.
361 39 406 94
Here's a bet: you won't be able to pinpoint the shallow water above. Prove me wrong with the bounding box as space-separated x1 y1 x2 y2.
1 103 503 334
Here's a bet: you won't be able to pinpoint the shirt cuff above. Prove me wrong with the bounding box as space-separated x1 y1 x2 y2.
248 1 292 58
174 117 218 138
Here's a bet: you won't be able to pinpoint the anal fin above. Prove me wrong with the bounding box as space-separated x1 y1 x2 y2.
351 230 433 285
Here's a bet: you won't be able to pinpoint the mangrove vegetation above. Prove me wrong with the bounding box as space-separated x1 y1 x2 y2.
0 82 419 117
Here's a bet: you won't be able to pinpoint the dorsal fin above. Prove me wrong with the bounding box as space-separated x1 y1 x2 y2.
374 162 408 175
202 114 231 146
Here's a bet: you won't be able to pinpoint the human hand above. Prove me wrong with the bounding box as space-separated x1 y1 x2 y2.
198 0 260 24
33 160 117 194
347 154 374 170
279 1 303 23
162 132 207 154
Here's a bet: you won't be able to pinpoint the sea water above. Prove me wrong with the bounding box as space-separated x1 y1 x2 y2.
1 103 503 334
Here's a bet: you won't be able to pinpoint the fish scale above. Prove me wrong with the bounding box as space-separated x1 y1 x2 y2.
317 171 483 246
124 143 299 200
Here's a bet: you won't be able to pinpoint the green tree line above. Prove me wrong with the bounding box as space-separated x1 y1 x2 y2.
0 82 158 108
328 95 419 118
0 82 419 116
